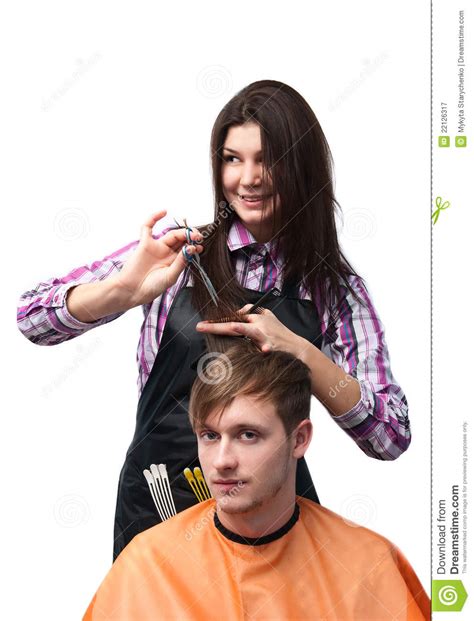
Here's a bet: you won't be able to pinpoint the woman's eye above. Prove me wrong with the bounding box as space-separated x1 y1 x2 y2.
223 156 263 164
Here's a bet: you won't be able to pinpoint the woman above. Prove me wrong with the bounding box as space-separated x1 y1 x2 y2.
17 80 411 560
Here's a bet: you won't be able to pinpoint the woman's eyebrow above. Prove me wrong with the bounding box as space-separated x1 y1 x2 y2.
222 147 262 155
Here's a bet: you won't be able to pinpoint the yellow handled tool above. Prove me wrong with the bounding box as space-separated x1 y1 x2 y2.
183 467 212 501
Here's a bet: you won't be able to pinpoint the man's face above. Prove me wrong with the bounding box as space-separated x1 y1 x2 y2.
196 394 298 515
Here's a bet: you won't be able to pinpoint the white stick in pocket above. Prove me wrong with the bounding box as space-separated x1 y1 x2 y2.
159 463 177 516
145 463 177 520
143 469 166 522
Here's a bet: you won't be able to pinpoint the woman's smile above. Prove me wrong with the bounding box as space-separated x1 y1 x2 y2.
237 193 272 209
221 123 281 241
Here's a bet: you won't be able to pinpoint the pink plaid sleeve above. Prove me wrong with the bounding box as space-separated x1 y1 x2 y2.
17 224 175 346
319 275 411 460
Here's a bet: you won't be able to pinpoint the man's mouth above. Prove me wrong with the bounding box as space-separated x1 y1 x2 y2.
213 479 246 491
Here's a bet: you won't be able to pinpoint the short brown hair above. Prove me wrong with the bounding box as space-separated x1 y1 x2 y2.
188 339 312 436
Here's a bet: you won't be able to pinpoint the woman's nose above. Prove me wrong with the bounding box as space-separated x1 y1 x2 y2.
240 161 262 187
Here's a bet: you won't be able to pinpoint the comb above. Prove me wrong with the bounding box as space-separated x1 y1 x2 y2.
206 288 279 323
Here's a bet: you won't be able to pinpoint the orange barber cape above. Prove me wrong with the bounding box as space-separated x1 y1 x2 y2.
83 497 430 620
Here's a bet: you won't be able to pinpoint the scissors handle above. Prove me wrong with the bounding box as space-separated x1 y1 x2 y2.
182 245 195 262
179 224 219 306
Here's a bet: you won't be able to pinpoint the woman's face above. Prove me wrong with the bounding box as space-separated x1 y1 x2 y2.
221 122 281 243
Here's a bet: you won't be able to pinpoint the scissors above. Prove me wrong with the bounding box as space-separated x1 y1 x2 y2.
173 218 219 306
432 196 451 225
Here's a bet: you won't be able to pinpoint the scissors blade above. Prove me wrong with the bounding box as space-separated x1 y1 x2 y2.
192 258 219 306
174 218 219 306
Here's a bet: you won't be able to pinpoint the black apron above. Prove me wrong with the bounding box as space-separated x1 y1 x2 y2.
113 274 324 560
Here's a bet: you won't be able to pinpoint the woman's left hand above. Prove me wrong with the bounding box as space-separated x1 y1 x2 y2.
196 304 302 355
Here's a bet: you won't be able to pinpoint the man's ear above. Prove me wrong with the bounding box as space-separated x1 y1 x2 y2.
292 419 313 459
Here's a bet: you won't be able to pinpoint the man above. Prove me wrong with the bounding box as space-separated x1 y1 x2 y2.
83 341 430 620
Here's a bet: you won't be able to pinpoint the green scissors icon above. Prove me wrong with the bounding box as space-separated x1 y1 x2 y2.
432 196 451 225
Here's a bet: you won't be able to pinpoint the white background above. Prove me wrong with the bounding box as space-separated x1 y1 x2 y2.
2 1 430 618
431 2 472 618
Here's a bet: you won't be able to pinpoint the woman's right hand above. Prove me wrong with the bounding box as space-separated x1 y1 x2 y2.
112 210 203 307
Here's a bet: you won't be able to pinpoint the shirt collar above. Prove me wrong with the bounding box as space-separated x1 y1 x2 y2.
226 215 283 269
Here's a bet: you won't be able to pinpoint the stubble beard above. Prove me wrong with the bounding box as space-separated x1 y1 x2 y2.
218 450 292 516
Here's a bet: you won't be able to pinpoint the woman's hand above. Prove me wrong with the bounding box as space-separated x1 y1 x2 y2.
112 210 203 307
196 303 303 355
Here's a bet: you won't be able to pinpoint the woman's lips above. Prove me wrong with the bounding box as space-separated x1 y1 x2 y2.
238 194 271 207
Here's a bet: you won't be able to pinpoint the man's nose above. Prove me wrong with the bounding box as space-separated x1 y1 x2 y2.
213 438 238 471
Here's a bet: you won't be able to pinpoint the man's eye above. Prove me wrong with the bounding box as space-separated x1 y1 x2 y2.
201 432 217 441
240 431 257 441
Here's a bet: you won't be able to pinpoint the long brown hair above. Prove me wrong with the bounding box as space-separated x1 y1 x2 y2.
186 79 368 327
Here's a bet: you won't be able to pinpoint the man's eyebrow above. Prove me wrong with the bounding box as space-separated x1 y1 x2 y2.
222 147 262 155
198 422 267 433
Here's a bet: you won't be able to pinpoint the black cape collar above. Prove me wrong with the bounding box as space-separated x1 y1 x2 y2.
213 502 300 546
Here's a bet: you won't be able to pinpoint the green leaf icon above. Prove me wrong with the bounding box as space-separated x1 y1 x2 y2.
432 580 468 612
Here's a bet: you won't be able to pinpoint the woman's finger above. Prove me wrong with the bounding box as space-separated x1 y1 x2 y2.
196 321 264 344
161 227 203 249
239 325 265 342
237 303 254 314
140 210 168 242
196 321 246 336
166 245 199 283
234 325 269 352
145 210 167 228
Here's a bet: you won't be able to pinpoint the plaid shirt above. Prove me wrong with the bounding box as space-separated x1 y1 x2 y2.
17 216 410 460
